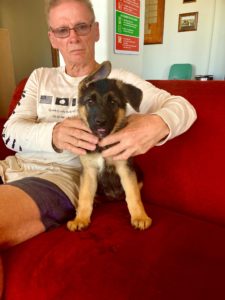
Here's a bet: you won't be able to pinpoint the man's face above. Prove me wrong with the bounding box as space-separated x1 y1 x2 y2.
48 1 99 68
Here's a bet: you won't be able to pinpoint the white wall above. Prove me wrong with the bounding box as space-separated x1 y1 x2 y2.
143 0 225 79
92 0 145 76
92 0 109 62
208 0 225 80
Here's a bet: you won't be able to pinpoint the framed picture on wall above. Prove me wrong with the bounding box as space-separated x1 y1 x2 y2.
144 0 165 44
183 0 196 3
178 12 198 32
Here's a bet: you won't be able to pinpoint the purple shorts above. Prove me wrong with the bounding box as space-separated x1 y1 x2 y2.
6 177 75 230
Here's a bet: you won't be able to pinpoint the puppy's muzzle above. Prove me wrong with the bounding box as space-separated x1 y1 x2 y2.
92 116 111 138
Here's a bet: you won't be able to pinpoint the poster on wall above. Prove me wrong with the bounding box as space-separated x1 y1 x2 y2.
114 0 141 54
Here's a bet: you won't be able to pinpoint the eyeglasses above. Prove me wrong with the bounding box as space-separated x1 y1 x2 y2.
50 22 94 38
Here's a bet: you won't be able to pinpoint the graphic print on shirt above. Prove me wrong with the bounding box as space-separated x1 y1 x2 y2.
38 95 78 122
21 90 26 98
40 95 53 104
3 131 22 152
72 98 76 106
12 90 26 114
55 97 69 106
3 89 26 150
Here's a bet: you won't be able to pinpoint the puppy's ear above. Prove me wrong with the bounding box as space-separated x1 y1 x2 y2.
117 82 143 112
81 61 111 87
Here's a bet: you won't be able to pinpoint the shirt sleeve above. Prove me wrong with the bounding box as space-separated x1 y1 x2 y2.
2 69 57 153
110 69 197 145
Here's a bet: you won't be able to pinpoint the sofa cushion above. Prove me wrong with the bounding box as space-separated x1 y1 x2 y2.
3 202 225 300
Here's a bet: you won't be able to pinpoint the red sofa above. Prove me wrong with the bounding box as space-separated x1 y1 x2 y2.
1 79 225 300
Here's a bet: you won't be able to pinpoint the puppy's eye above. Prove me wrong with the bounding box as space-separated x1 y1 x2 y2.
85 98 95 105
108 95 118 107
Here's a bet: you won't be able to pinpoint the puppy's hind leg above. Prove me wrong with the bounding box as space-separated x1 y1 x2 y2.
67 167 98 231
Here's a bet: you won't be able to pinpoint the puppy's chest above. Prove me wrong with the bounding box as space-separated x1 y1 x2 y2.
95 156 120 184
94 155 125 200
94 155 106 173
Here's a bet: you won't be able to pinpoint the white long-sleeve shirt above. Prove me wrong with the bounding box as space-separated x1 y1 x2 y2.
0 66 197 205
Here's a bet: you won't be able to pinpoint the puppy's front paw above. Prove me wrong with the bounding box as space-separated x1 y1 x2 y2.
131 215 152 230
67 217 90 232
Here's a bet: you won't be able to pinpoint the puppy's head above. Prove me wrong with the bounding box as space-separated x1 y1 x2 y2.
78 61 143 139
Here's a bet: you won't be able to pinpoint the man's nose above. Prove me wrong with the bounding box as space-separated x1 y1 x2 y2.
69 28 80 39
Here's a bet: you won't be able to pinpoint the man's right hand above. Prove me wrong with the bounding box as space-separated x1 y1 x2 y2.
52 117 98 155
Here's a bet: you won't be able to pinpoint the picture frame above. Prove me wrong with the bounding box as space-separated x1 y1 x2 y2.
144 0 165 44
178 12 198 32
183 0 196 3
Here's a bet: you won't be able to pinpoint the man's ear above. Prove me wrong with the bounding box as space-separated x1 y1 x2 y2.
117 81 143 112
94 22 100 42
81 61 111 87
48 31 58 49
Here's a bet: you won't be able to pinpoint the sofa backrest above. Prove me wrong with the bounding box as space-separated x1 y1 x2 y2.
8 78 28 117
135 80 225 226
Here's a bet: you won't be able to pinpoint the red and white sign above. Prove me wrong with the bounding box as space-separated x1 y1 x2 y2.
115 34 139 52
115 0 140 17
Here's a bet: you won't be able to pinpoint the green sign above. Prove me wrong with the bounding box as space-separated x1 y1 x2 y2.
116 11 140 38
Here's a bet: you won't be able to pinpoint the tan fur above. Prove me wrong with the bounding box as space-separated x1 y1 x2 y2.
114 160 152 229
111 108 126 134
78 105 89 127
67 155 98 231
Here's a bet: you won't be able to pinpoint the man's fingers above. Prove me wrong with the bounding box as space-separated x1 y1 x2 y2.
67 135 97 151
101 142 124 158
98 131 122 148
63 117 91 132
52 117 98 154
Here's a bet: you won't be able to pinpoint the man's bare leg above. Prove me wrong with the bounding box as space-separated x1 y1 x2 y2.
0 184 46 297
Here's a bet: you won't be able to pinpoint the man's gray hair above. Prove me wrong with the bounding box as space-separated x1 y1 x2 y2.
45 0 95 22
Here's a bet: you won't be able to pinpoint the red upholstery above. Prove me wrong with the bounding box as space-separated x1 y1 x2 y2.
1 80 225 300
7 77 28 117
136 80 225 226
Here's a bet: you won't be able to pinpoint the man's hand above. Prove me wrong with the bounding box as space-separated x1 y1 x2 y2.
52 117 98 155
98 114 170 160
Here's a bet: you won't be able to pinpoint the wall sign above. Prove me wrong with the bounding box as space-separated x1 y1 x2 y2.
114 0 141 54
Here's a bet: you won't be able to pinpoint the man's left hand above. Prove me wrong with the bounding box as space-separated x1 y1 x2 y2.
98 114 170 160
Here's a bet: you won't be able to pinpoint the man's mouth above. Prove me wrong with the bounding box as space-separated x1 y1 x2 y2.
70 49 84 53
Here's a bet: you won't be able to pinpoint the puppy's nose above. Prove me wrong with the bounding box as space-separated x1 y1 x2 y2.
95 117 106 127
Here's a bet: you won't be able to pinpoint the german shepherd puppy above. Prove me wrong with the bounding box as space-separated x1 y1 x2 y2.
67 61 152 231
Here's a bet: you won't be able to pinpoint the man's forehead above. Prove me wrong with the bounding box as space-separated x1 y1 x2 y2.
48 2 93 26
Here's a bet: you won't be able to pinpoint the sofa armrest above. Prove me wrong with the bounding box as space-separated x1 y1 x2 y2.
0 117 14 160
